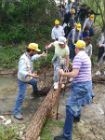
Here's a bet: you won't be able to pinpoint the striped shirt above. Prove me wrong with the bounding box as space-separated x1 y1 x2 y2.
72 51 91 83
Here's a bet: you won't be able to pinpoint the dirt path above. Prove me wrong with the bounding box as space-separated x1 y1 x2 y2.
77 83 105 140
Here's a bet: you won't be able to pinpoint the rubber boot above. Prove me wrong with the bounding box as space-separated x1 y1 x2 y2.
74 114 81 123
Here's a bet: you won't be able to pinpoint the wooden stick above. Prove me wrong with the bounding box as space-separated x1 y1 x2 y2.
56 76 62 120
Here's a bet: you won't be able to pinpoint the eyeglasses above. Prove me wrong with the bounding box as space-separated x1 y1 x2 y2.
32 50 36 52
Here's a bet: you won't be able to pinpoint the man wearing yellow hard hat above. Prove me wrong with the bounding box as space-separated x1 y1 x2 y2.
71 8 75 14
51 19 65 41
54 40 94 140
14 43 47 120
83 14 95 36
67 23 82 60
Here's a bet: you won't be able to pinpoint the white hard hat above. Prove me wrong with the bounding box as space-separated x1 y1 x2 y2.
58 36 66 44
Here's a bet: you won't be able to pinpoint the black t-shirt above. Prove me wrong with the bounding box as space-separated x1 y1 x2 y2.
78 8 88 20
64 13 76 25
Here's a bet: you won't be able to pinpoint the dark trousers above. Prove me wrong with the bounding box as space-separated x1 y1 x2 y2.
69 44 76 61
98 47 104 62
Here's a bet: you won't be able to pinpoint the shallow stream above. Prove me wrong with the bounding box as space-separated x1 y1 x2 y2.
0 76 44 115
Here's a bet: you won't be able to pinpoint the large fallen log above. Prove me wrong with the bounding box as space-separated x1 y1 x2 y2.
22 84 62 140
92 75 105 84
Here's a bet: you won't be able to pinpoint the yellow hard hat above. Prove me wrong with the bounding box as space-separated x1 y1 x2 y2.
76 23 81 30
71 8 75 14
28 43 40 52
55 19 60 25
90 14 94 20
74 40 86 49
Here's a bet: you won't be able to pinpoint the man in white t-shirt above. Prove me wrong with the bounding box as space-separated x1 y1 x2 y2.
51 19 65 41
46 36 69 89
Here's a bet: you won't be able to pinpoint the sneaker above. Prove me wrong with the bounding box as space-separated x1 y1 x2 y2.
61 84 65 89
54 136 71 140
68 78 73 82
14 114 23 120
95 71 101 76
54 82 58 90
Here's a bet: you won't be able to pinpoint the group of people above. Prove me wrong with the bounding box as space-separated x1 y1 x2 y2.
51 1 104 140
58 0 100 28
51 1 96 62
13 1 104 140
51 20 93 60
51 14 94 89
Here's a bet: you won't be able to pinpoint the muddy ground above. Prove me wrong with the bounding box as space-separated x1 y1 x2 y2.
0 68 105 140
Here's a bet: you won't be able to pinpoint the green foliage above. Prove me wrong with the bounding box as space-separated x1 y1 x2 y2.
0 0 58 68
40 118 83 140
0 45 25 68
0 0 57 44
0 124 19 140
40 118 64 140
0 24 27 43
0 44 54 69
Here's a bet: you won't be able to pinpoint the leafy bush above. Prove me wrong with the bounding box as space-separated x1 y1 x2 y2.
34 51 54 70
0 45 25 68
0 0 58 44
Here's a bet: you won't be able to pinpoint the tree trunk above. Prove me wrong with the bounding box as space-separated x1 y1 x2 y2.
0 1 2 24
22 85 62 140
104 0 105 37
95 0 104 27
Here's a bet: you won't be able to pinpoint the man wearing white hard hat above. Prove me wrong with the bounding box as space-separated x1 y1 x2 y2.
46 36 69 90
14 43 47 120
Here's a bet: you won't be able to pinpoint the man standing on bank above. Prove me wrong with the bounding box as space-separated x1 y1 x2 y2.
14 43 47 120
54 40 94 140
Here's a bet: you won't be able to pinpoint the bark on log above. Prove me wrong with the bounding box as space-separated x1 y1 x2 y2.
22 84 62 140
92 75 105 84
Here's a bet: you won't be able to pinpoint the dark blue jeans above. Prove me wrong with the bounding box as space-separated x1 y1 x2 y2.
63 106 74 140
14 78 38 115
